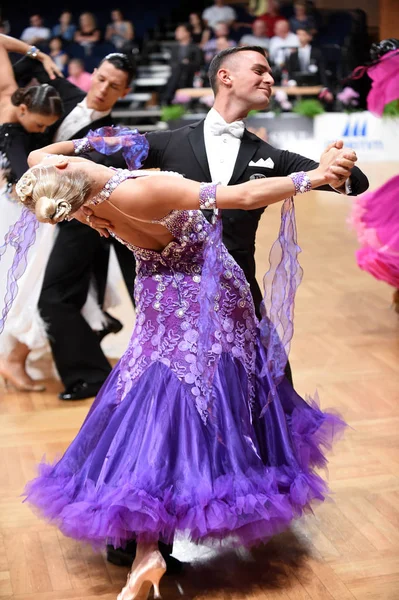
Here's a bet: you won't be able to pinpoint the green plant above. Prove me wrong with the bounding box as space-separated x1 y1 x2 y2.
292 99 325 118
383 99 399 118
160 104 187 122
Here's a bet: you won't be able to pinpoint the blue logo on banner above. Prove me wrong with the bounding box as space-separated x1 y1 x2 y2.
332 118 383 151
342 120 368 137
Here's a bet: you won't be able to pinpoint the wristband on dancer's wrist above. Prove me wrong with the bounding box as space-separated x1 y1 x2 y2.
73 138 93 155
288 171 312 195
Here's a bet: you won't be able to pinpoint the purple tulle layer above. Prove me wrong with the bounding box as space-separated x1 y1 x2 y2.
24 344 345 549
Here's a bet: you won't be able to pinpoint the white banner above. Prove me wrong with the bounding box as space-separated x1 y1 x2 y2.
314 112 399 162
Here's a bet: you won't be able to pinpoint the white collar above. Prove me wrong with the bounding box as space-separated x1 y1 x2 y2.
205 107 244 127
76 97 111 119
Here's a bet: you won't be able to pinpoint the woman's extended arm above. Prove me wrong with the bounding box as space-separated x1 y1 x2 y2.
27 137 357 219
0 34 63 79
28 140 77 166
123 144 357 216
0 42 18 98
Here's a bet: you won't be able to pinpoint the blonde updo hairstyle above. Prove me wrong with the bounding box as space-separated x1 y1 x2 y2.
17 165 91 224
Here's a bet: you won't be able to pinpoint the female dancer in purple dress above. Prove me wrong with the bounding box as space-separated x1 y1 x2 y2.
10 129 357 600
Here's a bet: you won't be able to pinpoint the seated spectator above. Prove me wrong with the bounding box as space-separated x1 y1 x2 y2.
203 22 236 65
52 10 76 42
49 36 69 75
239 18 270 50
20 14 51 46
289 0 317 35
286 27 327 86
202 0 236 32
269 19 299 68
162 23 203 105
105 9 134 51
74 12 101 54
257 0 286 38
189 12 211 47
67 58 92 92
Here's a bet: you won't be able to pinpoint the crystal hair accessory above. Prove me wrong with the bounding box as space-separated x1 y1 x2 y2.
289 171 312 195
15 170 37 203
54 199 72 219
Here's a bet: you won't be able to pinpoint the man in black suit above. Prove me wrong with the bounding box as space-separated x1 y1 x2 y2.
14 52 137 400
286 27 328 87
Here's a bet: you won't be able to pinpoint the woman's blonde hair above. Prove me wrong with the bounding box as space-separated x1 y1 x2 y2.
15 165 91 224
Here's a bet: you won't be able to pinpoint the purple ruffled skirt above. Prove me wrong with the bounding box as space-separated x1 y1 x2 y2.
24 337 345 549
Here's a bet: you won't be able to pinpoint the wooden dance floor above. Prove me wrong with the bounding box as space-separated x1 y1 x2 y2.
0 162 398 599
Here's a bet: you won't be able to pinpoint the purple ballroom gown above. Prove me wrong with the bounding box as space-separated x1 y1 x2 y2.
24 170 345 549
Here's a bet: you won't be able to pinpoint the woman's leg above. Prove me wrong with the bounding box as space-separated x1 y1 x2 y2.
0 341 45 391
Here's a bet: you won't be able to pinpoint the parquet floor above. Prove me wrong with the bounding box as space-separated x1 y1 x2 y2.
0 162 398 600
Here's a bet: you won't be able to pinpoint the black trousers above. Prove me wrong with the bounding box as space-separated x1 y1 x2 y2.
39 220 136 388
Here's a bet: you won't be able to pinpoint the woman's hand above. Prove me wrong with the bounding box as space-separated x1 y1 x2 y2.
315 140 358 186
73 206 113 238
37 52 64 79
39 53 64 79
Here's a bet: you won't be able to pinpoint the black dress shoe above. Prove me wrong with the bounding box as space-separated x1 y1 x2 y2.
106 544 185 575
58 380 104 401
96 312 123 342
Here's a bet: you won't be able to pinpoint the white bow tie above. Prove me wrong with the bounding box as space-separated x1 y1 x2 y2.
210 120 245 139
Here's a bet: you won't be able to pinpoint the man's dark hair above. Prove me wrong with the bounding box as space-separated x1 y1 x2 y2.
208 46 267 94
99 52 136 84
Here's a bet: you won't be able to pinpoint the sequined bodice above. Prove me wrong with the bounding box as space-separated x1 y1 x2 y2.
92 169 258 422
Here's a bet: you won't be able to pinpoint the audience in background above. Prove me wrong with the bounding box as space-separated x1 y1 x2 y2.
21 14 51 46
202 0 236 32
189 13 211 47
67 58 92 92
49 37 69 75
162 23 203 105
74 12 101 54
7 3 371 114
289 0 317 35
52 11 76 42
105 9 134 51
286 27 327 86
203 22 236 65
239 18 270 51
257 0 286 38
269 20 299 68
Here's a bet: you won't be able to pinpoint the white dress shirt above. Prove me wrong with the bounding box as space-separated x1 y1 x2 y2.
53 97 111 142
204 108 243 185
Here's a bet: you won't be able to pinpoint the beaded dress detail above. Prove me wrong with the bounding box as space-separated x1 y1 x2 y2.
24 169 345 549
